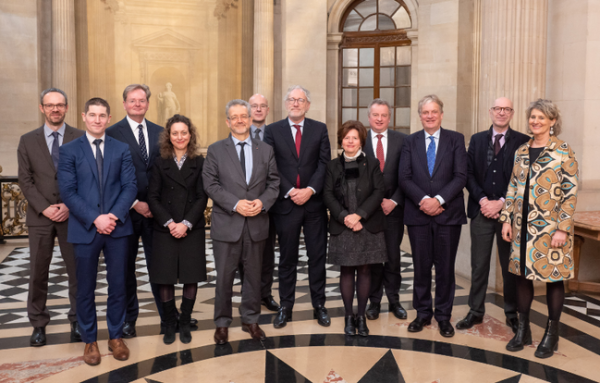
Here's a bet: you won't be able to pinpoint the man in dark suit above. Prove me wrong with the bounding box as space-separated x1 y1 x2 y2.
457 97 530 332
399 95 467 337
18 88 84 347
264 85 331 328
58 98 137 365
362 99 407 321
203 99 279 344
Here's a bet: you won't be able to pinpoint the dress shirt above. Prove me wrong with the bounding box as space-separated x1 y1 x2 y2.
422 128 444 206
251 124 266 141
231 135 253 185
369 128 388 161
492 128 507 148
126 115 149 158
44 123 66 152
86 132 105 158
285 118 316 197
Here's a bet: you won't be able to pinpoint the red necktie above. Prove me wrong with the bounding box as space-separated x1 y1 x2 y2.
294 125 302 188
376 134 385 172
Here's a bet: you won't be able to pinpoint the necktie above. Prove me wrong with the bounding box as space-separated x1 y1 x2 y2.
494 134 504 156
138 124 148 165
293 125 302 188
254 128 262 141
93 139 104 213
51 132 60 170
238 142 247 181
427 136 436 176
376 134 385 172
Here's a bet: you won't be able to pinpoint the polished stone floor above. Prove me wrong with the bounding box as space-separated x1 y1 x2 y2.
1 237 600 383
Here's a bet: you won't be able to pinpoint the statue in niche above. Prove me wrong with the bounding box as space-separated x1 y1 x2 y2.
157 82 181 124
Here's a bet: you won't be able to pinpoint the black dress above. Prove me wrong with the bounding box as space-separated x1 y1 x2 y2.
519 147 544 265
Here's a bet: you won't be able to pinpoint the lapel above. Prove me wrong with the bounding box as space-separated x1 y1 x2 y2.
162 157 184 187
383 130 396 173
356 155 369 187
63 125 80 144
102 136 114 185
298 120 312 164
80 135 101 186
146 121 160 161
35 126 56 171
431 128 450 177
248 139 260 187
283 121 299 161
119 118 147 166
415 130 429 176
225 136 249 186
179 155 197 184
364 130 375 158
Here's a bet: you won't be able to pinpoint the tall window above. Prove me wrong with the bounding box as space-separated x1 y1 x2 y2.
340 0 412 134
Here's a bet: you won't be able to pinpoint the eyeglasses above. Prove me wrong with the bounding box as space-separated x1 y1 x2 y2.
43 103 67 110
229 115 249 122
491 107 513 113
286 98 307 104
126 99 148 105
251 104 268 110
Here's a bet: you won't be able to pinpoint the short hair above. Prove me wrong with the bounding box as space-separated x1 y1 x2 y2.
40 88 68 105
122 84 151 101
285 85 311 103
159 114 200 159
368 98 392 114
338 120 367 147
526 99 562 137
417 94 444 115
225 99 251 118
84 97 111 115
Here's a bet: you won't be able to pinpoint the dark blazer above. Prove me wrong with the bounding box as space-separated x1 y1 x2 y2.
17 125 84 226
466 126 530 219
148 155 208 232
399 128 468 226
106 118 163 202
323 154 385 235
57 135 138 244
263 118 331 214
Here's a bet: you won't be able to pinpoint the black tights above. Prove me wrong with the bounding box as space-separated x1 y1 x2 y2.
159 284 198 303
516 274 564 321
340 265 371 317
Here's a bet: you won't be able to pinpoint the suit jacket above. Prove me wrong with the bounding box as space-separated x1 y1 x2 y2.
263 118 331 214
466 126 530 219
106 117 163 203
202 135 280 243
148 155 208 232
57 135 138 244
399 128 467 226
323 154 385 235
17 124 84 226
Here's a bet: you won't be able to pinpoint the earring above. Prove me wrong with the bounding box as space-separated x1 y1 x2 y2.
550 126 555 135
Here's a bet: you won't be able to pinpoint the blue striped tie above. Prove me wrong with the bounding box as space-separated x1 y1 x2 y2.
427 136 436 176
138 125 148 166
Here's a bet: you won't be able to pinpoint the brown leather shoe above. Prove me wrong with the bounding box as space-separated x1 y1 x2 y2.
108 338 130 361
242 322 266 341
83 342 101 366
214 327 228 345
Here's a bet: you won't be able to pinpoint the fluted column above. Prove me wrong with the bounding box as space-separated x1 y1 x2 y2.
253 0 274 124
52 0 78 126
478 0 548 133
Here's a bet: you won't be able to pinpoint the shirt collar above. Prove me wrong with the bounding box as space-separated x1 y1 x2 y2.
370 128 388 139
231 134 252 146
251 124 266 133
44 123 66 137
425 128 441 140
288 118 304 128
126 115 147 130
86 132 106 145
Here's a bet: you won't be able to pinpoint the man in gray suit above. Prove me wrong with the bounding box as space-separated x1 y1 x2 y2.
17 88 84 346
202 99 279 345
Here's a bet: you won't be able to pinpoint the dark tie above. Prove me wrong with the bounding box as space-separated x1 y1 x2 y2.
138 124 148 165
427 136 436 176
51 132 60 170
293 125 302 188
238 142 247 181
254 128 262 141
376 134 385 172
494 134 504 156
93 139 104 213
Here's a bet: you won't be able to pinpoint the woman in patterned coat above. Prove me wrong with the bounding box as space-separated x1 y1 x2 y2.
500 99 579 359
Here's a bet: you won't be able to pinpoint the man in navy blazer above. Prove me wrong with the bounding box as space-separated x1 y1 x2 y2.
58 98 137 365
399 95 467 337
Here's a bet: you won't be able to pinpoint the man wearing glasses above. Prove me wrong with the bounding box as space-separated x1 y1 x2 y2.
18 88 84 347
264 85 332 329
457 97 529 332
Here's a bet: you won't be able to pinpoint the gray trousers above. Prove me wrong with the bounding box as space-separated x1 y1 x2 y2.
213 221 265 328
468 212 517 319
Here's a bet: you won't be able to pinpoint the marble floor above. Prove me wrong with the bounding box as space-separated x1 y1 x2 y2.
1 237 600 383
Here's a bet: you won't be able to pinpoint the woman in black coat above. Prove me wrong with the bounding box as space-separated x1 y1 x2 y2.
323 120 386 337
148 114 207 345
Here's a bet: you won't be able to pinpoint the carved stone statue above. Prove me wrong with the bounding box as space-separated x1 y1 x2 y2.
157 82 181 124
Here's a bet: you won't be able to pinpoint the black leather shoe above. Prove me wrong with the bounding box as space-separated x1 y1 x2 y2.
408 317 431 333
190 318 199 327
534 320 559 359
262 296 280 312
506 313 532 352
366 303 381 320
456 313 484 330
438 320 455 337
273 307 292 329
314 306 331 327
122 321 136 338
356 315 369 337
70 321 82 342
506 317 519 334
389 303 408 320
344 315 356 336
30 327 46 347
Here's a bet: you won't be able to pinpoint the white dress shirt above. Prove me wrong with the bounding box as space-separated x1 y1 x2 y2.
86 132 105 158
370 128 388 161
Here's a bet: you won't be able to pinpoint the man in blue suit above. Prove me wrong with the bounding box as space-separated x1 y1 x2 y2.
58 98 137 366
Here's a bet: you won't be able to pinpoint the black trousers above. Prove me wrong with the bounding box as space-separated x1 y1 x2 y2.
238 214 276 299
369 210 404 304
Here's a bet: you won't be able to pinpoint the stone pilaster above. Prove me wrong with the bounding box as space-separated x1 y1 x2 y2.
253 0 274 124
52 0 78 126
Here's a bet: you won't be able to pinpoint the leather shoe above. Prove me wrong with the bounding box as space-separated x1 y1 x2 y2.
30 327 46 347
356 315 369 337
273 307 292 329
344 315 356 335
438 320 455 337
506 317 519 334
242 322 266 341
456 313 484 330
108 338 130 361
408 317 431 333
214 327 228 345
122 321 136 338
389 302 408 320
83 342 101 366
261 296 280 312
70 321 82 342
366 303 380 320
314 305 331 327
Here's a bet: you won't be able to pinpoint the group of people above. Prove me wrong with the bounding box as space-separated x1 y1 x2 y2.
17 82 578 366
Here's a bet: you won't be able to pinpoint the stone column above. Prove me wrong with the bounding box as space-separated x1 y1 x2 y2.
253 0 274 124
478 0 548 133
52 0 78 126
